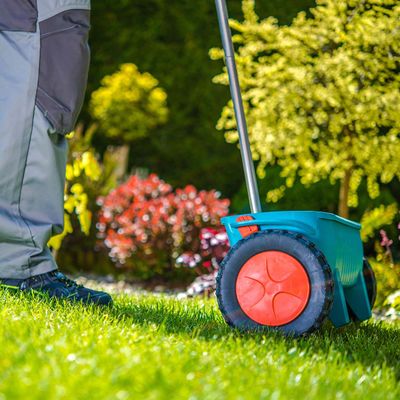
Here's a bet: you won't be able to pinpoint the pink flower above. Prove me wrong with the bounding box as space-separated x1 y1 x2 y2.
97 173 230 269
380 229 393 248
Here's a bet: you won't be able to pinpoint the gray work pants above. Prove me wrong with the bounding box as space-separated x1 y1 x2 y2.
0 0 91 279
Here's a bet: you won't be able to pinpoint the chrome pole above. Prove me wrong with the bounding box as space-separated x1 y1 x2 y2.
215 0 262 213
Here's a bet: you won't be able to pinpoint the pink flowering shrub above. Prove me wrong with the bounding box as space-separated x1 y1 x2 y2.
177 227 229 270
97 174 230 278
177 227 230 296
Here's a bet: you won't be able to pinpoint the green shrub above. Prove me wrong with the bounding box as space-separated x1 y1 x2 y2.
48 126 102 252
370 259 400 308
361 204 398 242
90 63 168 143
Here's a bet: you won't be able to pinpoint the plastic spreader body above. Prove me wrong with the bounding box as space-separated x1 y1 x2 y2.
222 211 372 327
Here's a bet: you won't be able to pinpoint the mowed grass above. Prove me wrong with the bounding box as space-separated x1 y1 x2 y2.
0 290 399 400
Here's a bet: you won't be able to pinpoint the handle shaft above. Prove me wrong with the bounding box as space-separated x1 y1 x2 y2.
215 0 262 213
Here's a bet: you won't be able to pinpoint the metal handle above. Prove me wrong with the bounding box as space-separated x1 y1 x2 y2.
215 0 262 213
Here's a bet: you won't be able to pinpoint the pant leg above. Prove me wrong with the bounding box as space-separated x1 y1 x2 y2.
0 0 91 279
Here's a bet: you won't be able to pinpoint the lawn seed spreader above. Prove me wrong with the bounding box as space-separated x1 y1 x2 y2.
214 0 377 336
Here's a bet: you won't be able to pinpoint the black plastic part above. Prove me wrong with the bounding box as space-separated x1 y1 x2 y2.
362 258 377 310
216 230 334 336
36 9 90 135
0 0 37 32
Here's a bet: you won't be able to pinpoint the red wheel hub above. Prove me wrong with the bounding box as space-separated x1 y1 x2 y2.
235 251 310 326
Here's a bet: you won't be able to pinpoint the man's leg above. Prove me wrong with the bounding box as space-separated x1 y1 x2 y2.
0 2 49 279
0 0 91 279
0 0 111 305
18 106 68 278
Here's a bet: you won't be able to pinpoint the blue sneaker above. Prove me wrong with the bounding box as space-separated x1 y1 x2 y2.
0 271 112 306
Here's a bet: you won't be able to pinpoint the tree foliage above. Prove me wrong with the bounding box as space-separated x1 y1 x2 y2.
360 203 398 241
90 63 168 143
213 0 400 217
88 0 315 197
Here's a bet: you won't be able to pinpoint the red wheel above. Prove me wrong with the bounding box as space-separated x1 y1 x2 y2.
216 230 334 336
236 251 310 326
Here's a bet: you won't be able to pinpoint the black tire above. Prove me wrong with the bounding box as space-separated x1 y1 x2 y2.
216 230 334 336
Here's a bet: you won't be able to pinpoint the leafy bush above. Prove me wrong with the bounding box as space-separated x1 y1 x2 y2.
384 290 400 319
90 63 168 143
97 174 230 279
361 204 398 242
212 0 400 218
370 259 400 308
90 63 169 183
48 128 102 252
371 220 400 308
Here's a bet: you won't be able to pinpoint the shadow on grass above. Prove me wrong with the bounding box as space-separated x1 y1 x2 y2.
109 299 231 338
108 298 400 377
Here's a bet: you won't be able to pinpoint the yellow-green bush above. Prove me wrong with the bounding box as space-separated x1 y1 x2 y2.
212 0 400 218
90 63 168 143
48 130 102 251
360 204 398 242
385 290 400 315
370 259 400 308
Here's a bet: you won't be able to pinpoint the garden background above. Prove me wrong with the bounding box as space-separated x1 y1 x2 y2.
53 0 399 314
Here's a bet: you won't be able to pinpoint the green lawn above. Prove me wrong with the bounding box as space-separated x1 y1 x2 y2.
0 290 399 400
